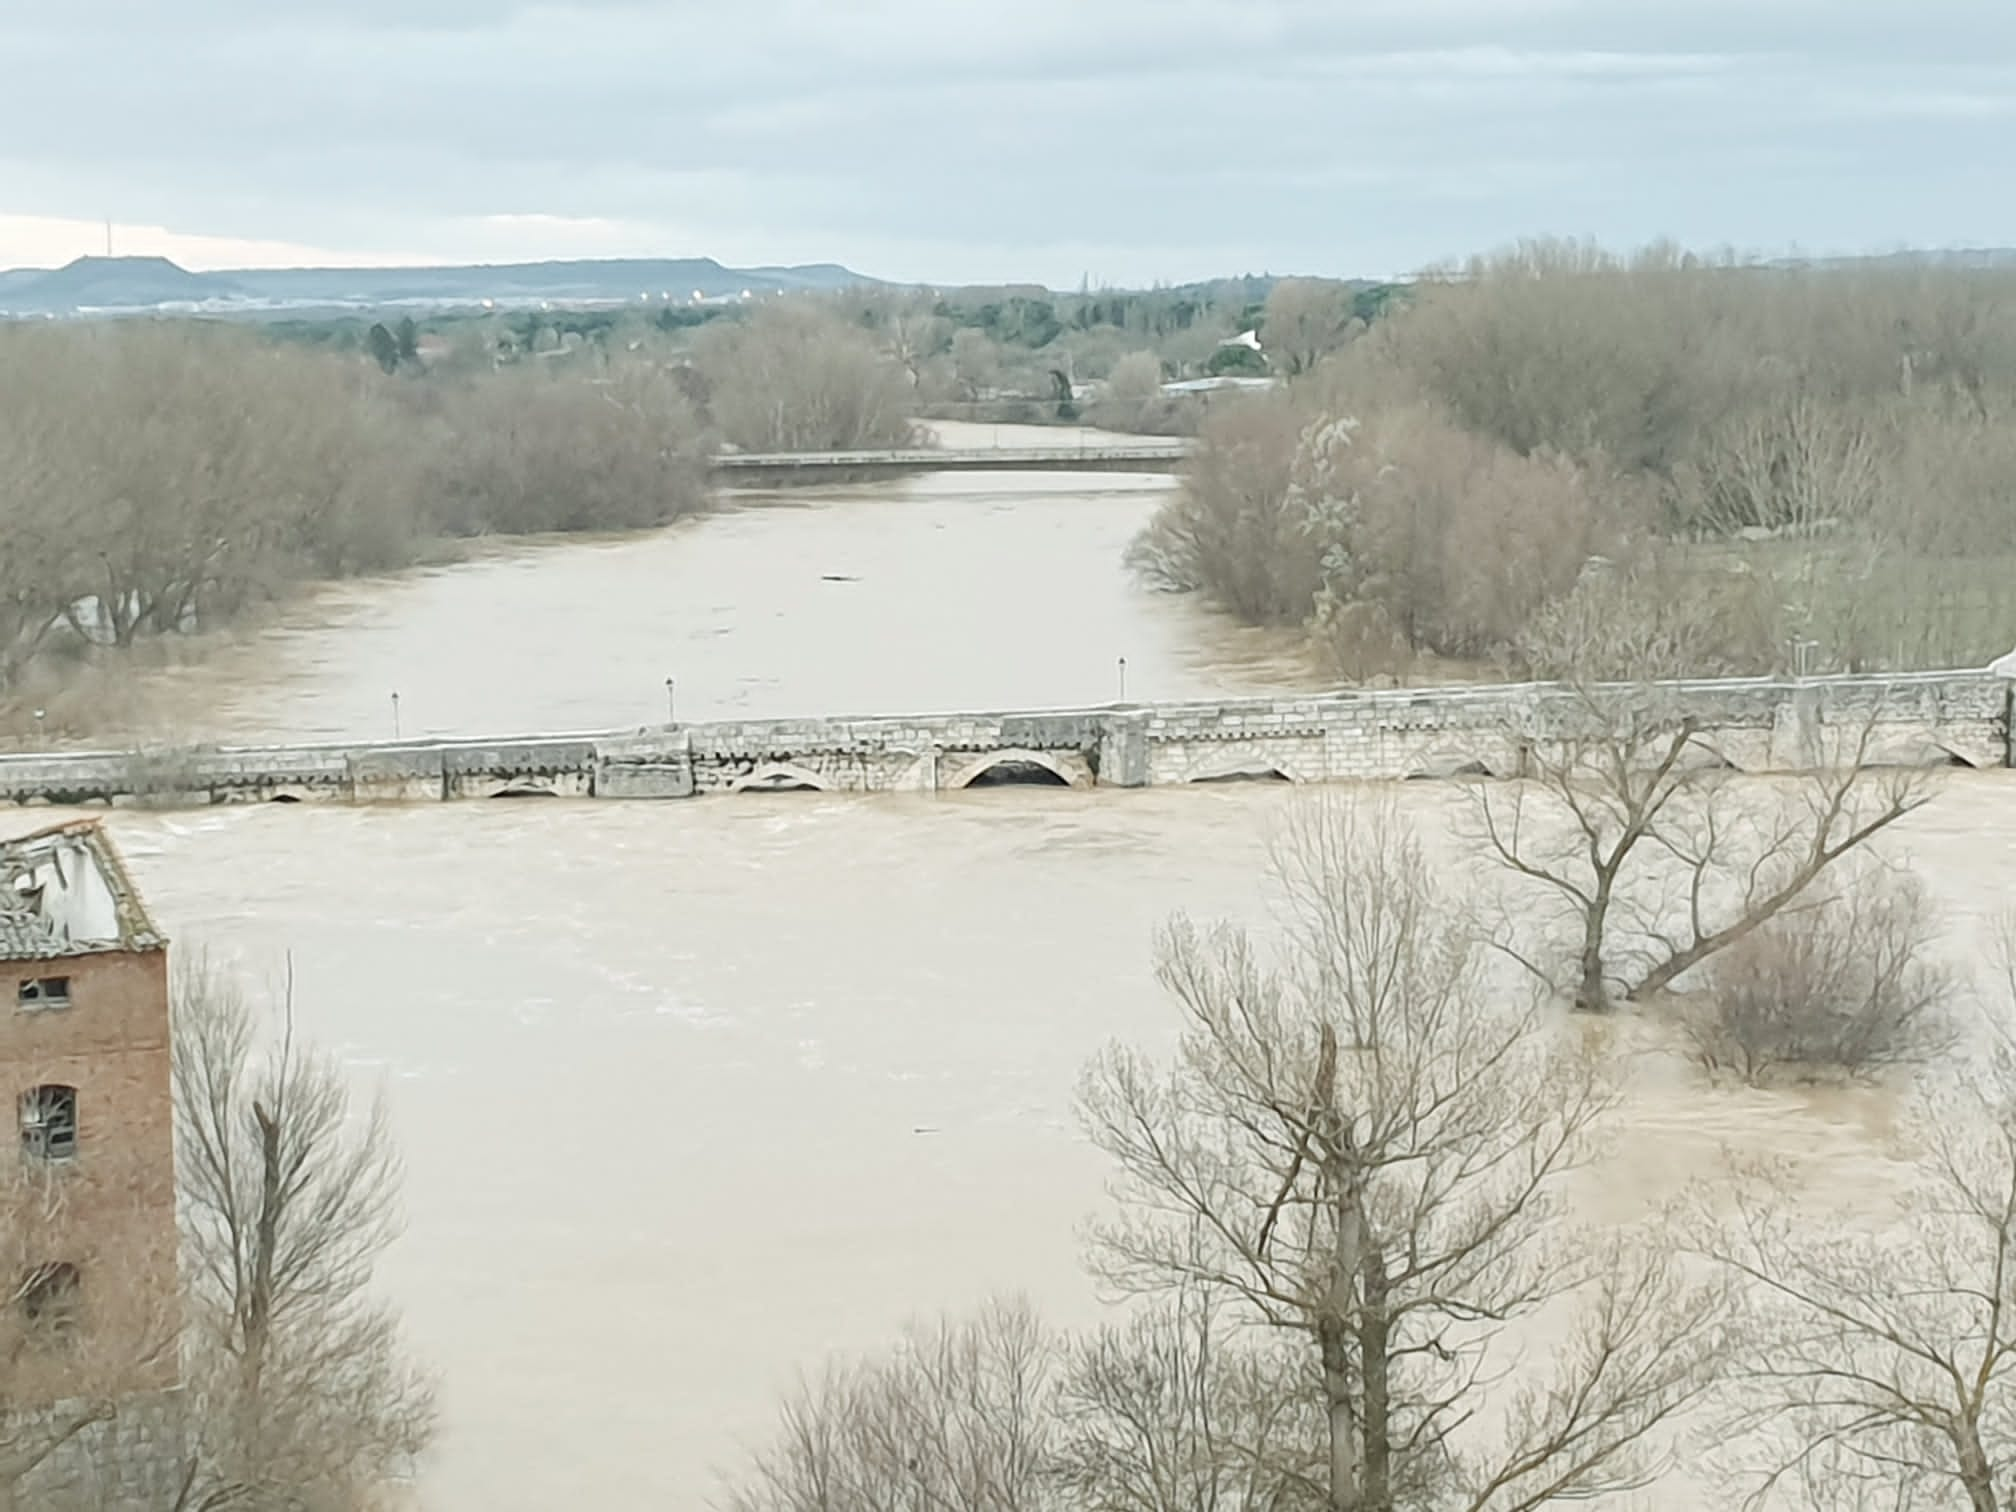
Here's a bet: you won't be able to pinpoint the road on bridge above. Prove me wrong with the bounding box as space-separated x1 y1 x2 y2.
710 440 1192 480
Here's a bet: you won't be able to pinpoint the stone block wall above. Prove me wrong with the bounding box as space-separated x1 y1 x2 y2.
15 1389 187 1510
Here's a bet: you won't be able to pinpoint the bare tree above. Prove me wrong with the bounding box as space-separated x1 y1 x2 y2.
1079 797 1726 1512
427 361 709 536
1264 280 1354 378
723 1298 1057 1512
1672 390 1886 540
1514 555 1780 683
1708 1034 2016 1509
1126 394 1318 617
172 958 434 1509
697 303 918 453
1472 687 1936 1012
1686 866 1957 1083
1052 1279 1326 1512
948 328 1002 404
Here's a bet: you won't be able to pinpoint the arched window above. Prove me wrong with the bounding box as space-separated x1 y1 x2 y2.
18 1262 79 1337
20 1085 77 1162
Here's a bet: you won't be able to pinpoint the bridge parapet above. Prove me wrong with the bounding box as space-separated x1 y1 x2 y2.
0 671 2003 809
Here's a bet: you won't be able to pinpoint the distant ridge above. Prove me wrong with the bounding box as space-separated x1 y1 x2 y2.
1767 247 2016 272
0 254 881 316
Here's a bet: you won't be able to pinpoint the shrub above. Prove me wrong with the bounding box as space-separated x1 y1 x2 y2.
1686 871 1956 1084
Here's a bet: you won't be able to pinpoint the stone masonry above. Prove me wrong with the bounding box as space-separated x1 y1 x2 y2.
0 671 2006 809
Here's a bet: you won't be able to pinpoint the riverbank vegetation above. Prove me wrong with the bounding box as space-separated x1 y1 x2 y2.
1141 243 2016 679
727 792 2012 1512
0 320 713 734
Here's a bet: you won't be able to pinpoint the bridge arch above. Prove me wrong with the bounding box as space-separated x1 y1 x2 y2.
1678 739 1743 774
1864 735 1980 771
1182 752 1302 785
1402 747 1502 781
730 762 835 793
944 748 1091 790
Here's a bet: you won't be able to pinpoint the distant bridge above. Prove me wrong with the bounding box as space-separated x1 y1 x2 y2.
711 442 1191 483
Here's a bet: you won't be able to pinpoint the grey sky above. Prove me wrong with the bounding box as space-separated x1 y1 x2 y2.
3 0 2012 285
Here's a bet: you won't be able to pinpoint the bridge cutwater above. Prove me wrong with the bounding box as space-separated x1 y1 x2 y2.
710 442 1192 483
0 672 2007 809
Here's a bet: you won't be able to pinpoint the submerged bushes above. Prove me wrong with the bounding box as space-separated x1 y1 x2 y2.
0 320 712 716
1139 395 1630 676
1140 245 2016 679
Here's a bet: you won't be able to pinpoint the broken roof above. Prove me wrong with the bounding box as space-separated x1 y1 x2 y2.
0 819 165 963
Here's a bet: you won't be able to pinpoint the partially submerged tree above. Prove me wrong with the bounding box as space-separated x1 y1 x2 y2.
1687 867 1956 1083
696 302 917 453
1079 798 1726 1511
172 958 434 1508
1472 686 1936 1012
1708 943 2016 1508
723 1298 1056 1512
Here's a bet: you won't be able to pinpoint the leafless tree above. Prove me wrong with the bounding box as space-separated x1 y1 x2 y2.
427 361 709 536
1264 280 1355 379
1707 978 2016 1510
1685 866 1957 1083
1472 688 1936 1012
1127 394 1317 618
1079 797 1727 1512
1514 555 1779 682
172 957 434 1509
1134 392 1628 672
948 328 1002 403
723 1298 1057 1512
697 302 918 453
1673 391 1885 540
1052 1279 1327 1512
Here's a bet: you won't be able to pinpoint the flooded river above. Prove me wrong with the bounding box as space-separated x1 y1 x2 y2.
20 448 2016 1508
134 425 1313 745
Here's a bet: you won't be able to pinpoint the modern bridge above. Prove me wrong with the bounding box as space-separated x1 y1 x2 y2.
711 441 1192 483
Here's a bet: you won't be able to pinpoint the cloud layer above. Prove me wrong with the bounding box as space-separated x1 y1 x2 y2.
5 1 2013 284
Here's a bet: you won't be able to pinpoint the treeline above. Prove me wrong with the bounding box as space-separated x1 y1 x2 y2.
281 275 1404 435
1141 243 2016 678
730 755 2016 1512
0 302 929 727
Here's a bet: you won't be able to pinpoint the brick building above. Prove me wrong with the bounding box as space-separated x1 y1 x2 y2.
0 819 182 1505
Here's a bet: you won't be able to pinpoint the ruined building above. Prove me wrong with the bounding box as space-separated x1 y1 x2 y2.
0 819 183 1507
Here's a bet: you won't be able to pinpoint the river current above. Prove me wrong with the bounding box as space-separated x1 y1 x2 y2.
13 430 2015 1508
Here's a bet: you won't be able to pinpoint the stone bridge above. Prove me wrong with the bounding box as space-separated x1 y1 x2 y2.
0 672 2006 809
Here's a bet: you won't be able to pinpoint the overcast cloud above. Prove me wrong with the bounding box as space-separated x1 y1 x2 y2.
2 0 2012 284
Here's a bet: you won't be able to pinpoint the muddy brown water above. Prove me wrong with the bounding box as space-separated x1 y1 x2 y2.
26 447 2016 1508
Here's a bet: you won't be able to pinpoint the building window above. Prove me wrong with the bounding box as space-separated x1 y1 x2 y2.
18 1262 79 1339
19 1086 77 1163
16 978 71 1012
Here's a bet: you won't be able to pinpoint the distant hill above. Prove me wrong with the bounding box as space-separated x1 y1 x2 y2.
1769 248 2016 272
6 255 246 311
0 254 880 316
